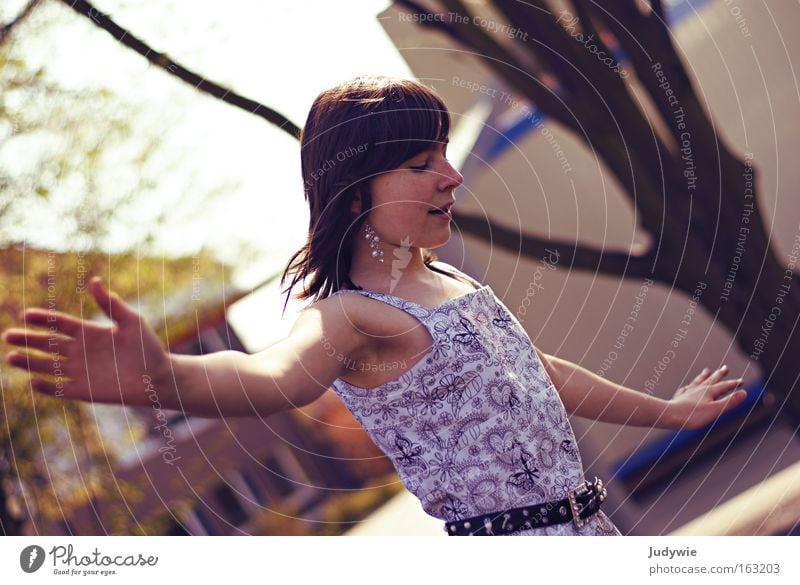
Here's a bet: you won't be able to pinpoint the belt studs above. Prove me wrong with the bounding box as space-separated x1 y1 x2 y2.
483 517 494 535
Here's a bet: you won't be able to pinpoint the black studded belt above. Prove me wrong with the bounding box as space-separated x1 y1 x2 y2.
444 477 608 536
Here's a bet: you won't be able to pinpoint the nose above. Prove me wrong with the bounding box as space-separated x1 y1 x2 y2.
438 158 463 191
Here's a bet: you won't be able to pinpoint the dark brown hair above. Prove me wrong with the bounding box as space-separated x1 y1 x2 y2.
280 75 451 313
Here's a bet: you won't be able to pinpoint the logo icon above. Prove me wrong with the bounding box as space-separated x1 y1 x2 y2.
20 545 46 573
389 236 412 294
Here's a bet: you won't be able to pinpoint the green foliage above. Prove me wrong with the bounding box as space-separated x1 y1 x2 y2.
0 243 233 534
0 2 261 534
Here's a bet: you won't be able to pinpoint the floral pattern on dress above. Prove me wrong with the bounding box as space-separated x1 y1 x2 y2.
329 261 621 536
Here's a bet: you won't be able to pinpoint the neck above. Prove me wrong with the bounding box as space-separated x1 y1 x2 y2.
348 231 433 291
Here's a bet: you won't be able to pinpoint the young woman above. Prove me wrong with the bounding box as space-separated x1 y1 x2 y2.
3 75 747 536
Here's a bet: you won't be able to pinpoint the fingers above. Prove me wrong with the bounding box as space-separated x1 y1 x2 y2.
691 383 747 429
31 377 70 397
6 350 65 375
718 386 747 413
682 365 728 396
691 364 734 389
89 276 137 325
710 377 745 399
3 328 70 354
707 364 729 383
7 276 137 339
18 309 85 338
687 365 726 389
690 367 713 385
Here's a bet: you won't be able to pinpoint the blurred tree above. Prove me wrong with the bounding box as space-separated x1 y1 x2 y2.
0 1 251 534
0 0 251 253
0 0 369 535
0 243 233 535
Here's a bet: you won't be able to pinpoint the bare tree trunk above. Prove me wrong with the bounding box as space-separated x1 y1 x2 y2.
397 0 800 425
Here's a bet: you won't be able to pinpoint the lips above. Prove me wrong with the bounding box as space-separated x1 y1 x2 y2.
428 202 454 216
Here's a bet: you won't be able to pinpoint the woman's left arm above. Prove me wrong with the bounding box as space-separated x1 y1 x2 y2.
534 348 748 430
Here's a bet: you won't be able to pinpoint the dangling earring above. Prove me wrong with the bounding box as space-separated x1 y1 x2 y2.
364 222 384 263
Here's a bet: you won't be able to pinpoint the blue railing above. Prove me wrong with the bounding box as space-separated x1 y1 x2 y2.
610 379 766 483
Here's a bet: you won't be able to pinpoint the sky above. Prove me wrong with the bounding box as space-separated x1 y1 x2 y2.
3 0 412 290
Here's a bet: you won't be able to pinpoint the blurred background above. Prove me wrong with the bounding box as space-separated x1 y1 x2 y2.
1 0 799 536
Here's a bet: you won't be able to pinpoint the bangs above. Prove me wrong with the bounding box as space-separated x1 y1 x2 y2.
363 81 451 171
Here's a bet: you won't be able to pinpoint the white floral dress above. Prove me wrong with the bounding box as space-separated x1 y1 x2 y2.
329 261 621 536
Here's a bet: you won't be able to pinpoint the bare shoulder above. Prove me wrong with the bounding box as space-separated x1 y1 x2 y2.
304 291 432 389
308 291 404 338
297 292 391 359
304 291 374 333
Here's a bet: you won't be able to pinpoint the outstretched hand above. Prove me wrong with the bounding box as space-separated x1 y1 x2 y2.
3 276 171 406
668 365 747 430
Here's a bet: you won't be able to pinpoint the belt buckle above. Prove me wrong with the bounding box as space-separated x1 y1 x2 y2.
567 480 589 529
567 477 606 529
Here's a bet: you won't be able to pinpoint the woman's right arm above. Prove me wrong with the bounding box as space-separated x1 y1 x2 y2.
3 277 370 419
164 296 368 417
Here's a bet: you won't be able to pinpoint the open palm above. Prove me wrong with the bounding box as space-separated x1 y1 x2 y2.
3 276 171 407
669 365 747 429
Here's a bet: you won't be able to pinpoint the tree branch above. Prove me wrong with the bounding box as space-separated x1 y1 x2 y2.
0 0 41 46
394 0 582 135
492 0 584 96
570 0 602 44
451 209 655 278
58 0 300 139
394 0 471 45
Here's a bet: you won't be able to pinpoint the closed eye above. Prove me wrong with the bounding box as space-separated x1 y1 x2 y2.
409 141 448 171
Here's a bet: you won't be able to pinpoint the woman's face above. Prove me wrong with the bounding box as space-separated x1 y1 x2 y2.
356 140 463 249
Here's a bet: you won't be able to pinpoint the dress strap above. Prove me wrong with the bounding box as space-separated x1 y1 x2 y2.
328 260 484 317
329 288 432 320
428 260 484 290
